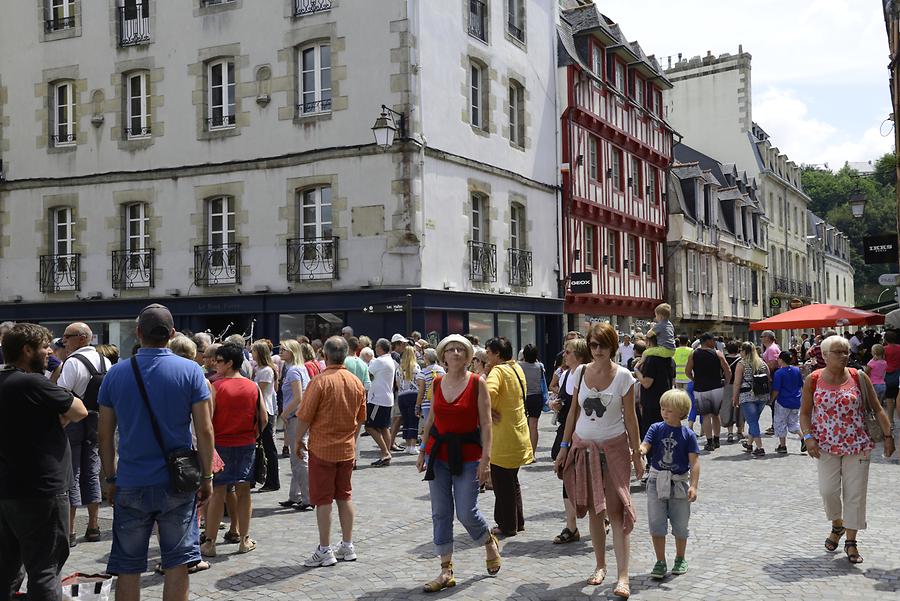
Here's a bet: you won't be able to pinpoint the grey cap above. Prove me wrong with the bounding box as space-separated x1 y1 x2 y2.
137 303 174 337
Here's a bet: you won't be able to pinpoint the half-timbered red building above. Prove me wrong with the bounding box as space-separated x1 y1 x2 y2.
557 5 675 332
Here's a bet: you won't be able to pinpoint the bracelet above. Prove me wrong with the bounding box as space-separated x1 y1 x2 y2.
202 474 214 480
559 441 570 449
802 433 814 441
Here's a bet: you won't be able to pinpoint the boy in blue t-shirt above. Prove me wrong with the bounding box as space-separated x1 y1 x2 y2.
640 388 700 580
772 350 804 455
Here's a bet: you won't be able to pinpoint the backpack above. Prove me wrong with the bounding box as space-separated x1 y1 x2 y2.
751 365 770 395
68 353 108 411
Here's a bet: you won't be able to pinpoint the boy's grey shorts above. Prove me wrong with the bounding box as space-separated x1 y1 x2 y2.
646 477 691 539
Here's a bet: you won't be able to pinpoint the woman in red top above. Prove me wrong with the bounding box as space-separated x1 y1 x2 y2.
882 330 900 406
201 342 267 557
416 334 499 592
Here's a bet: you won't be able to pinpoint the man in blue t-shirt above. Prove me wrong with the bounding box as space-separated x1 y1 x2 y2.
771 350 804 455
98 304 214 600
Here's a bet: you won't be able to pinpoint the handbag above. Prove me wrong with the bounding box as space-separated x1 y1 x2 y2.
856 370 885 443
253 389 268 485
60 573 113 601
130 358 202 494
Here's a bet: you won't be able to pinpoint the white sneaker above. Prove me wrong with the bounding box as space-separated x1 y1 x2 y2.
407 446 420 455
334 542 358 562
304 546 337 567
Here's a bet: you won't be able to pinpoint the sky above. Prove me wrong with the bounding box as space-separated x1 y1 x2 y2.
597 0 894 170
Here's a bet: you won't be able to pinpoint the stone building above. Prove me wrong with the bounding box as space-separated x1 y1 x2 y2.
664 48 837 325
556 2 675 335
0 0 563 355
808 213 855 306
667 144 768 340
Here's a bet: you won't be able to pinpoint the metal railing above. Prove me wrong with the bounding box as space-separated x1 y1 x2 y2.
118 2 150 47
508 248 532 287
207 114 235 129
40 253 80 293
507 18 524 41
287 237 339 281
469 240 497 283
194 243 241 286
297 98 332 115
50 133 76 146
112 249 154 289
45 15 76 32
294 0 332 17
773 276 790 294
125 126 151 138
468 0 487 41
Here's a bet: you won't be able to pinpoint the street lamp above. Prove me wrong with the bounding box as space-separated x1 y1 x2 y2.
371 104 406 149
849 188 867 218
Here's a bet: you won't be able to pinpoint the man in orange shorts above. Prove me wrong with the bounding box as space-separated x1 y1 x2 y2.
295 336 366 568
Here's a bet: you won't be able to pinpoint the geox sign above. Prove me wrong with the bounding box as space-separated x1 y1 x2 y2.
863 235 898 264
569 272 593 294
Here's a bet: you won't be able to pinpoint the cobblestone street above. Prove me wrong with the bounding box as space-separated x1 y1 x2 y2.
68 415 900 600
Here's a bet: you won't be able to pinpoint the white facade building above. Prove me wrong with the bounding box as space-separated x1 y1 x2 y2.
0 0 564 354
809 213 855 306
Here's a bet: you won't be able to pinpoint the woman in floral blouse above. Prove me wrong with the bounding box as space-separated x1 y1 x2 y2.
800 334 894 564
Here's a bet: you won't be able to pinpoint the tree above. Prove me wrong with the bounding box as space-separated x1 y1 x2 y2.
801 153 898 305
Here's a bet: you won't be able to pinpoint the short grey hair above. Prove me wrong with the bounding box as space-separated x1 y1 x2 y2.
224 333 246 347
360 347 375 361
192 332 212 352
821 334 849 356
424 348 438 364
0 321 15 335
376 337 391 353
204 342 221 357
323 336 349 365
762 330 776 340
341 326 354 336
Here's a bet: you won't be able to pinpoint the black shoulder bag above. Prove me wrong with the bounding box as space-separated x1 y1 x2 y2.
130 358 202 493
253 387 268 485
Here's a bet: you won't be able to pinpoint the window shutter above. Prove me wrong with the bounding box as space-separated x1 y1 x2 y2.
686 251 695 292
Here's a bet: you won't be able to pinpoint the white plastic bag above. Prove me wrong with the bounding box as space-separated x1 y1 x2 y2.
60 573 113 601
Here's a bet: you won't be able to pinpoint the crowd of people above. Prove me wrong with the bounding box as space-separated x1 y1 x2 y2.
1 302 898 600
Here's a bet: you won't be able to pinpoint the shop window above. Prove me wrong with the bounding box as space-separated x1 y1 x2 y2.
468 311 494 341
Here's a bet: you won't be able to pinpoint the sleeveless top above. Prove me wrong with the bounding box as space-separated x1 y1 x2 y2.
811 369 874 456
424 373 482 463
692 348 722 392
673 347 692 383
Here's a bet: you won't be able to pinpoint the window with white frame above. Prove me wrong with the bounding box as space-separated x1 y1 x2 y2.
633 75 644 106
607 229 618 271
644 240 654 278
207 59 235 129
51 81 76 146
52 207 74 257
626 235 637 272
471 194 488 243
509 203 525 250
647 166 658 203
48 0 76 31
587 137 598 181
468 0 488 42
299 43 331 115
208 196 235 249
611 148 622 191
508 81 524 147
700 254 708 293
592 45 603 78
686 250 695 292
125 71 151 138
470 61 487 130
585 225 596 269
614 61 625 93
506 0 524 42
300 186 332 241
124 202 149 253
727 263 734 298
631 156 642 198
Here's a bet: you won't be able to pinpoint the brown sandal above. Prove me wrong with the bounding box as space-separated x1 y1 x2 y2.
486 534 501 575
613 581 630 598
423 561 455 593
553 527 580 544
587 567 606 586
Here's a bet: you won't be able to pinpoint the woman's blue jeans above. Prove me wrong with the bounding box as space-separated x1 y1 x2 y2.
741 400 768 438
398 391 419 440
426 458 489 556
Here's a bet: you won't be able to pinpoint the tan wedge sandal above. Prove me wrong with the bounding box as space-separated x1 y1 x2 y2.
486 533 501 575
422 561 455 593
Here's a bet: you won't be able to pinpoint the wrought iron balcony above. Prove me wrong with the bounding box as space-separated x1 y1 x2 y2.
297 98 332 116
50 133 76 147
118 2 150 47
804 282 813 298
468 0 487 41
508 248 532 287
773 276 790 294
469 240 497 283
112 249 154 290
194 243 241 286
40 253 80 293
125 126 151 138
287 237 339 281
207 114 235 129
507 18 524 41
294 0 332 17
45 15 76 32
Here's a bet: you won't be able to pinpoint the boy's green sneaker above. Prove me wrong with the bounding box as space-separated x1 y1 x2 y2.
650 560 668 579
671 557 689 575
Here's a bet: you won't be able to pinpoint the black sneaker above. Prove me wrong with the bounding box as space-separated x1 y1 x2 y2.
800 440 807 454
704 441 715 452
775 445 788 455
713 436 721 449
765 427 775 436
752 447 766 458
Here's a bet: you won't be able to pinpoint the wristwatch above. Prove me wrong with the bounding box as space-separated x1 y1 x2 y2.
803 433 814 441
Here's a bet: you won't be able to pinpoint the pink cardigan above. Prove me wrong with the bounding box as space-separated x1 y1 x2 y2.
562 432 636 534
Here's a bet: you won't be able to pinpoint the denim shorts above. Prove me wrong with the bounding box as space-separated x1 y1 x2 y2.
214 444 256 486
107 485 200 574
646 477 691 539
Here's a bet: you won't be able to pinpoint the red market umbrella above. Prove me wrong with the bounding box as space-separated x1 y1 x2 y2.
750 304 885 331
